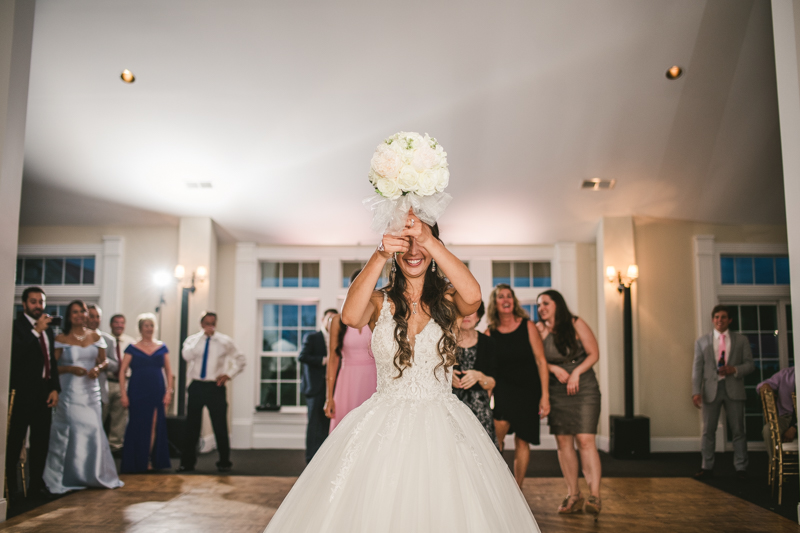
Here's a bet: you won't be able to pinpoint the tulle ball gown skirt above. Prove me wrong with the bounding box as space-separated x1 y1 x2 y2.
263 392 540 533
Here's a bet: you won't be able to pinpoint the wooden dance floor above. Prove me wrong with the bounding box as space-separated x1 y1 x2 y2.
1 475 798 532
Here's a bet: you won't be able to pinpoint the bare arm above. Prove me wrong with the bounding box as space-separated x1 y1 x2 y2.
528 321 550 417
324 316 342 418
572 318 599 375
119 353 132 407
162 351 174 407
341 249 394 329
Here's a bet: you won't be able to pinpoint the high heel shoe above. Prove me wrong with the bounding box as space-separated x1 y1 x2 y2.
557 493 584 514
584 495 601 520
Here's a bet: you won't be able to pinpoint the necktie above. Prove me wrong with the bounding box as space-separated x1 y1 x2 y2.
718 333 726 367
200 336 210 379
39 334 51 380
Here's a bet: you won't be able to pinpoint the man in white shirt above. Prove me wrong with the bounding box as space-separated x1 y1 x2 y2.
86 305 119 422
178 312 246 473
692 305 754 480
107 313 135 453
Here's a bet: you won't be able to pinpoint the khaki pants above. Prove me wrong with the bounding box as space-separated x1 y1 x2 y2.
104 380 128 451
763 414 793 463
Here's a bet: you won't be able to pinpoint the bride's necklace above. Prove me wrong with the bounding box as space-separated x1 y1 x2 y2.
406 292 422 315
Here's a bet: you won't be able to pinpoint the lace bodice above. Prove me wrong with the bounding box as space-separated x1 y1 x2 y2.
371 293 453 400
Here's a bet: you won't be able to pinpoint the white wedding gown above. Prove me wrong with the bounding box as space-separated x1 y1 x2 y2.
264 295 540 532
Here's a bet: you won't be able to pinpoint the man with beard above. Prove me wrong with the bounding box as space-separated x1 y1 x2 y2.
7 287 61 499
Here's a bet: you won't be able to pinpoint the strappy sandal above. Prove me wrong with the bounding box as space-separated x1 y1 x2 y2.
557 493 584 514
584 495 602 520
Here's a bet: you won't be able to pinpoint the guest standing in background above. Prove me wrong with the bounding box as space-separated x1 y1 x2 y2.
536 290 602 517
86 305 119 428
298 308 338 463
757 366 796 463
452 301 497 445
486 284 550 489
106 313 134 454
325 270 377 432
44 300 122 493
179 312 246 473
8 287 60 500
692 305 754 480
120 313 173 473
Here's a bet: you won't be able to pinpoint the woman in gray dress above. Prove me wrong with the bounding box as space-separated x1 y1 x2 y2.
535 290 601 518
43 300 123 494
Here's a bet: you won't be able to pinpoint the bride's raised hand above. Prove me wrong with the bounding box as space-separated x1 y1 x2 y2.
378 233 409 259
400 210 432 249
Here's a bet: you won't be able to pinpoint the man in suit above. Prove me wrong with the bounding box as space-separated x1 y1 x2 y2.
86 304 119 425
107 313 135 453
692 304 755 479
179 312 246 473
298 308 338 463
7 287 61 498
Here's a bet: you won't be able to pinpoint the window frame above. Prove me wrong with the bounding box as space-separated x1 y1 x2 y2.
14 244 103 301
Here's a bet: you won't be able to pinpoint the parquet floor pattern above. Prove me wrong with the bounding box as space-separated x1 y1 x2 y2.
0 475 797 532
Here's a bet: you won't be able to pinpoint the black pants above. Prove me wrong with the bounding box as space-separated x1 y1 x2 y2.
6 385 53 494
305 394 329 463
181 381 230 468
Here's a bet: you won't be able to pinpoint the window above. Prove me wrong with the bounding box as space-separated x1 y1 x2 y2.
261 262 319 288
521 303 540 323
341 260 390 289
729 304 780 441
260 303 317 407
492 261 551 288
720 255 790 285
15 256 95 286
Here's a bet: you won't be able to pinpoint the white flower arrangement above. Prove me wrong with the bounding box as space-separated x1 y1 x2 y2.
363 132 452 234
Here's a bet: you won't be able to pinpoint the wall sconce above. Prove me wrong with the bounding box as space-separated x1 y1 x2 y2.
174 264 207 289
607 264 639 292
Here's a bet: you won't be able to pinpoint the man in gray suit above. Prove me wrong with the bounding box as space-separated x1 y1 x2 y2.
87 305 120 424
692 304 754 479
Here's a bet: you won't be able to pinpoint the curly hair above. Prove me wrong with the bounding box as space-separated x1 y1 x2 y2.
385 224 458 379
486 284 528 331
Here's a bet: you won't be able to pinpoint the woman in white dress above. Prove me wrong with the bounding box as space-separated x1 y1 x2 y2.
263 210 540 532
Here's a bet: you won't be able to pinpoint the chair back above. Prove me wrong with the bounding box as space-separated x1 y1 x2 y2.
761 386 782 451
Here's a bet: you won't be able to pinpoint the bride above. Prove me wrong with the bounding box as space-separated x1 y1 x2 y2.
263 209 541 532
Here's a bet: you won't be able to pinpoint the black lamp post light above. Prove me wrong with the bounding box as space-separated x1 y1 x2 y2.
173 264 207 416
606 264 650 459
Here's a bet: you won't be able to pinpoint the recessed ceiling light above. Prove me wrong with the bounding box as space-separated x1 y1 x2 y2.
666 66 683 80
581 178 615 191
120 69 135 83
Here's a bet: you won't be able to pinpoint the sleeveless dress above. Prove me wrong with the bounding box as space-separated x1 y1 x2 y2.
263 294 540 532
44 340 123 493
491 319 542 445
542 333 601 435
330 326 376 432
121 344 171 473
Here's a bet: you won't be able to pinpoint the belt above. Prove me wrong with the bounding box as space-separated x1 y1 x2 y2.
108 377 119 382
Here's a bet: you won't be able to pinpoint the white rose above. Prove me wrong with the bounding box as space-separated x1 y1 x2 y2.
435 167 449 192
411 144 442 172
414 169 439 196
370 144 403 180
397 166 419 192
376 177 402 199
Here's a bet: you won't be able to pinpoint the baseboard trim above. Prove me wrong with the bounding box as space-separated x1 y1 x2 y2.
650 437 700 452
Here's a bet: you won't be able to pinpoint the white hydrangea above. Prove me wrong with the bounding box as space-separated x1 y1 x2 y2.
368 131 449 198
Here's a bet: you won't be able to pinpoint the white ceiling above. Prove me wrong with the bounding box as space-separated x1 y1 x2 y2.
20 0 785 245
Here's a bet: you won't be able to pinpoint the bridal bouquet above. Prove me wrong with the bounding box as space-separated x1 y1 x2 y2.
363 131 452 234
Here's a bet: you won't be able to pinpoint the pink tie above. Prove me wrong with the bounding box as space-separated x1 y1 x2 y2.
718 334 726 366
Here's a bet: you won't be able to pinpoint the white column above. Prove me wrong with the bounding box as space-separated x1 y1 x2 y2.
0 0 35 521
554 242 579 311
100 235 125 316
231 242 257 448
692 235 716 339
771 0 800 515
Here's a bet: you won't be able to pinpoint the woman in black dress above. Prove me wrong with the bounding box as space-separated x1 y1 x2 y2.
536 290 602 518
452 301 497 446
487 284 550 488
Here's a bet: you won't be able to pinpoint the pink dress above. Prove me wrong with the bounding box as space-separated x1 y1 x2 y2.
330 326 376 432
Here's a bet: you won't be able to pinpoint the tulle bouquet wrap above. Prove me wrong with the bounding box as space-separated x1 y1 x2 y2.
363 132 452 235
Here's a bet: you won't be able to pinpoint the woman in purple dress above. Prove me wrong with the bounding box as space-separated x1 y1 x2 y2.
119 313 173 472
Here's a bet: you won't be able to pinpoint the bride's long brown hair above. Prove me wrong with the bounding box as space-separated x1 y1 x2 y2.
385 223 459 379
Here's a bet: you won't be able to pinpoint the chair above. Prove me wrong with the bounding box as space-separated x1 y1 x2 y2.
760 385 799 504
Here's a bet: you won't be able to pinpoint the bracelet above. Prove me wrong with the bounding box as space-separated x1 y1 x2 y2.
167 388 174 393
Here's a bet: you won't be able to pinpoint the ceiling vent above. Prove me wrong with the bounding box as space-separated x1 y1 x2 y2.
581 178 615 191
187 182 213 189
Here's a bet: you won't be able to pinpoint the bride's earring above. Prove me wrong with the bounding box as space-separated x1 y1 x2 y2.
431 259 436 273
392 254 396 273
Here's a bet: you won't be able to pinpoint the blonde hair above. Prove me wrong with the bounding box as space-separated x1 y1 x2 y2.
136 312 158 335
486 284 529 331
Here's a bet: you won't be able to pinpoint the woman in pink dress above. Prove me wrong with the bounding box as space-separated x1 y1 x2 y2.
324 274 377 432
